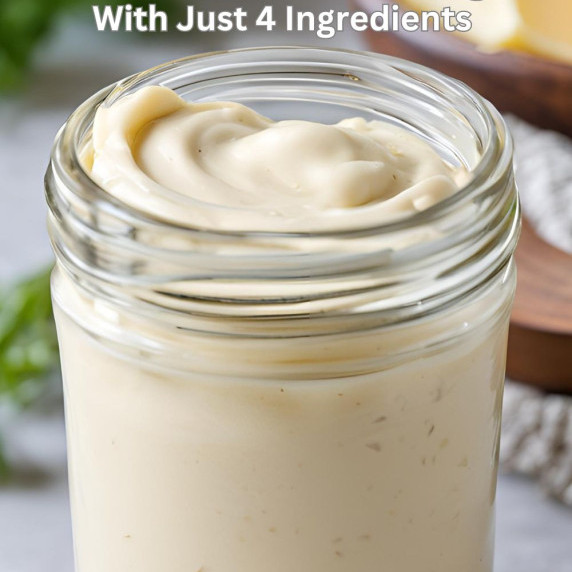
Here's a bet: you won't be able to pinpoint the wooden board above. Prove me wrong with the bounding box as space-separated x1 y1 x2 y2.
507 219 572 393
352 0 572 137
350 1 572 392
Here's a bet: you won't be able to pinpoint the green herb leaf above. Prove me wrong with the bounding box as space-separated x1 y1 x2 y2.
0 0 180 91
0 267 59 479
0 266 59 405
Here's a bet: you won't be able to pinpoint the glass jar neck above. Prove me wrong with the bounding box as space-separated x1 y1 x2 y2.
46 47 519 334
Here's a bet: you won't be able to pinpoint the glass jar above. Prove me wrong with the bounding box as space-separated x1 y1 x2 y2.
46 47 519 572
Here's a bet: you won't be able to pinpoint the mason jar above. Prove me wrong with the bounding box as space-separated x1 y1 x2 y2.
45 47 520 572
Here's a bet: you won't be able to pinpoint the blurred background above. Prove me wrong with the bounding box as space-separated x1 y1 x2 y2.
0 1 571 570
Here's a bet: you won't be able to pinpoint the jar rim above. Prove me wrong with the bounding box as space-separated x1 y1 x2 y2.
46 46 520 331
52 45 512 239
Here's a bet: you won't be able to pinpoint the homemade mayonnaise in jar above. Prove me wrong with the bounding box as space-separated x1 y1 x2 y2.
46 48 520 572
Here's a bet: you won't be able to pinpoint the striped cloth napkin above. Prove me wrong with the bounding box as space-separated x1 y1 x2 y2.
500 117 572 506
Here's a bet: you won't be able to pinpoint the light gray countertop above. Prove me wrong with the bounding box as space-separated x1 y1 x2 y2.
0 2 570 569
1 406 571 572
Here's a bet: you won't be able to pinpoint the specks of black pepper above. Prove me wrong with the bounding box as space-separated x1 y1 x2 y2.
280 388 285 393
337 393 344 397
427 424 435 437
366 442 382 452
392 174 397 181
333 537 343 544
373 415 387 424
197 148 202 153
422 457 426 466
395 395 407 411
432 386 443 402
355 401 361 406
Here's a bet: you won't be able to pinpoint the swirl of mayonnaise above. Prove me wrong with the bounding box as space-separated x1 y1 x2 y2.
86 86 466 232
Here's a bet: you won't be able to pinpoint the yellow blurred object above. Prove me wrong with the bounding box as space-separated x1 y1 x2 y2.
401 0 572 64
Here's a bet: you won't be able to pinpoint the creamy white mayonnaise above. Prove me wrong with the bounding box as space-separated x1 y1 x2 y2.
87 86 465 231
53 85 511 572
